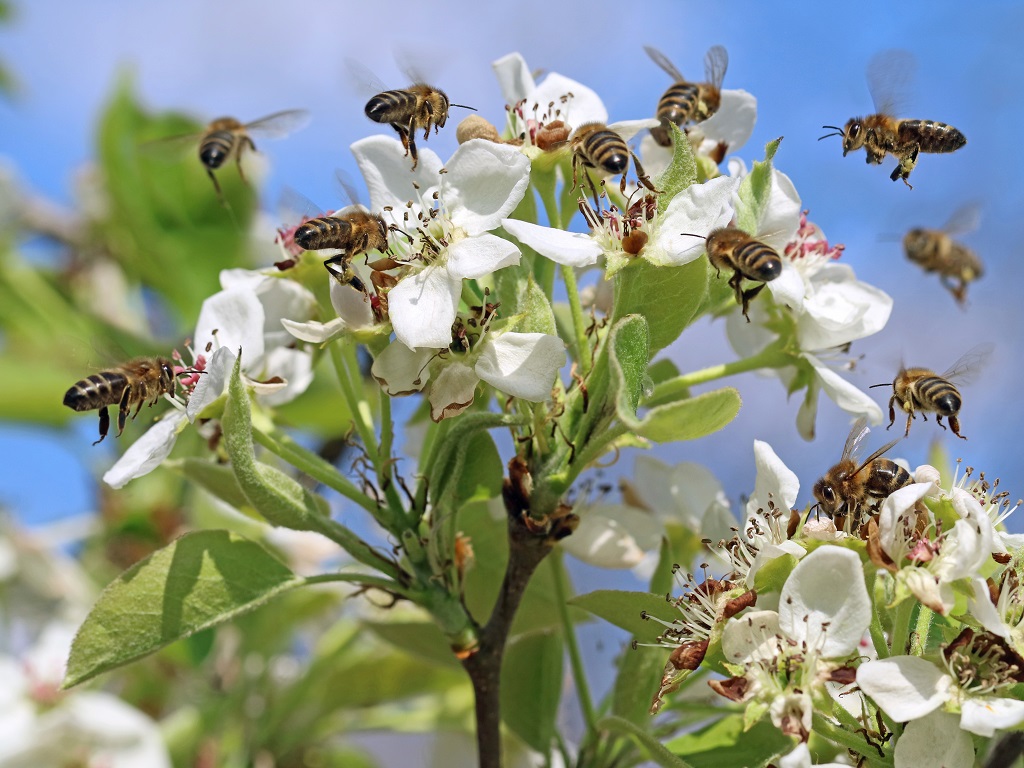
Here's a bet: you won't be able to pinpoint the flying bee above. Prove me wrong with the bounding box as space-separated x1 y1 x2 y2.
683 227 782 321
644 45 728 146
903 203 983 305
812 418 913 533
364 83 474 170
819 50 965 187
570 122 659 206
871 343 992 440
147 110 310 203
63 357 183 445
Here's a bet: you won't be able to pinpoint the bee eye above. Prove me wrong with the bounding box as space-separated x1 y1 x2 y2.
849 124 861 139
823 487 835 503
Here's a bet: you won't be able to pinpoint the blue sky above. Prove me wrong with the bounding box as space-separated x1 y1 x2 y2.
1 0 1022 533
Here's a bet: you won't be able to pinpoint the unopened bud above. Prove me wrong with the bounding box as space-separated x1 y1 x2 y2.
456 115 501 144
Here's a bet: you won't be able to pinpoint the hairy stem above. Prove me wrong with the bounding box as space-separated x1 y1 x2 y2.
549 552 597 732
561 265 592 375
648 344 790 406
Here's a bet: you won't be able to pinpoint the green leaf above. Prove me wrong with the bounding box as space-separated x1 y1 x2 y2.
516 276 558 337
751 550 800 595
363 621 461 669
734 137 782 235
65 530 301 687
599 716 696 768
168 458 251 511
655 123 698 215
648 358 681 387
455 429 504 505
569 589 673 644
612 645 668 725
501 629 564 753
612 257 708 354
666 713 793 768
609 315 650 418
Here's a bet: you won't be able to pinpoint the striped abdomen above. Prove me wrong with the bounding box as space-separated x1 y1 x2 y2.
581 130 629 175
948 244 983 281
365 90 418 125
63 371 129 412
294 217 354 251
199 130 238 169
911 375 961 416
862 459 914 503
731 240 782 282
897 120 966 154
651 83 701 146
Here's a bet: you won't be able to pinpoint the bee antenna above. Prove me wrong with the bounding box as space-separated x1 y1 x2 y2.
678 232 707 240
821 125 842 131
817 131 842 141
450 103 477 112
868 382 890 389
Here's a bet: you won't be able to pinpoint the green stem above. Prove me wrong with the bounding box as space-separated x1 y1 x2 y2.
812 713 893 768
329 342 378 463
549 551 597 733
561 265 592 375
891 598 915 656
867 573 890 660
303 572 407 594
649 345 790 406
251 427 378 516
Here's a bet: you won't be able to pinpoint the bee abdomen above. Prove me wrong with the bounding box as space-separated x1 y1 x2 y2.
865 459 912 499
365 91 418 124
657 83 700 127
585 131 629 174
295 217 352 251
63 372 127 412
898 121 966 154
734 241 783 282
918 377 961 415
199 130 236 169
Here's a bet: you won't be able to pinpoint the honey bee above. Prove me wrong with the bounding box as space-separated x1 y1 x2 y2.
903 204 983 305
364 83 474 170
812 418 913 532
570 122 659 205
149 110 310 202
819 50 965 187
644 45 728 147
871 344 992 440
63 358 179 445
700 227 782 321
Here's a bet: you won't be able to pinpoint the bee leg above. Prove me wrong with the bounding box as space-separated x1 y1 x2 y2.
324 255 368 294
93 407 110 446
887 396 897 430
890 144 919 188
116 384 133 437
904 410 913 437
630 151 662 195
206 169 228 207
739 282 766 323
423 103 434 140
948 415 967 440
402 118 421 170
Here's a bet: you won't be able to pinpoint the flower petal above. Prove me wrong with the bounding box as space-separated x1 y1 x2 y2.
764 262 806 311
797 264 893 351
894 712 974 768
329 278 375 329
750 439 799 512
856 657 951 722
193 287 266 363
442 140 531 235
187 346 235 421
428 363 478 421
967 576 1011 637
281 316 348 344
960 696 1024 737
447 232 521 279
878 482 935 558
102 412 188 489
559 504 662 569
475 332 565 401
722 609 781 664
255 276 317 351
700 89 757 151
804 354 883 424
532 72 607 129
779 546 869 657
491 52 535 106
371 342 434 395
255 347 312 406
653 175 738 266
351 135 443 214
607 118 662 142
388 265 459 350
757 169 801 251
501 218 602 268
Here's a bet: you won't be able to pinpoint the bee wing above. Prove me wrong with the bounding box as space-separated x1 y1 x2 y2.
865 49 916 115
608 118 662 142
139 129 207 158
703 45 729 89
243 109 311 139
941 202 982 237
840 416 871 463
643 45 685 81
278 186 328 224
854 437 901 475
335 169 366 209
345 57 391 97
940 342 994 384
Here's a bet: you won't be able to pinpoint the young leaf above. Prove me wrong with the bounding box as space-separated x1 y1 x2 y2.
664 713 793 768
65 530 301 688
734 137 782 235
655 123 698 215
168 457 251 512
363 621 463 669
612 257 708 355
569 589 673 644
599 716 697 768
516 276 558 337
501 629 564 753
612 644 670 726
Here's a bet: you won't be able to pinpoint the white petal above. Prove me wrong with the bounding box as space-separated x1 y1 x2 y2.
913 464 942 492
218 267 266 291
750 439 799 511
960 696 1024 737
371 342 434 395
667 461 728 529
895 712 974 768
491 52 535 106
653 175 738 266
559 504 662 569
797 265 893 351
193 287 266 362
757 169 801 251
878 482 935 557
475 332 565 401
532 72 607 129
388 266 459 350
102 412 188 489
442 140 531 235
255 276 317 351
856 657 951 721
428 363 478 421
351 135 443 213
255 347 313 406
607 118 662 142
446 232 521 279
282 316 348 344
186 346 235 421
805 354 883 425
902 566 954 614
779 547 869 657
700 89 757 151
329 278 374 329
722 609 781 664
62 692 172 768
501 218 602 267
764 262 806 311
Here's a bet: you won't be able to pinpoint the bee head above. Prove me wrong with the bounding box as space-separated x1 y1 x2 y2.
812 476 839 516
841 119 865 154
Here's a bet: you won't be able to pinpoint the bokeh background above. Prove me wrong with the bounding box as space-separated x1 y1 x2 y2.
0 0 1020 759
